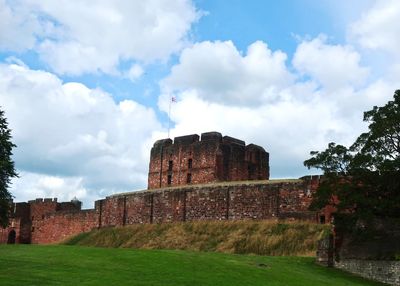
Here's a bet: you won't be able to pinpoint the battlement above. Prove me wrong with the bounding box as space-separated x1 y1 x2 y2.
28 198 58 204
148 132 270 189
222 135 245 146
174 134 200 145
152 132 254 147
201 131 222 141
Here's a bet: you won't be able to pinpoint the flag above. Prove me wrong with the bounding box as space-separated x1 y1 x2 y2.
171 96 177 103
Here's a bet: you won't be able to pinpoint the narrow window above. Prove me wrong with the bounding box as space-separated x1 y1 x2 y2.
186 173 192 184
188 158 192 169
31 227 35 232
167 175 172 185
31 216 34 221
168 160 173 171
319 215 326 224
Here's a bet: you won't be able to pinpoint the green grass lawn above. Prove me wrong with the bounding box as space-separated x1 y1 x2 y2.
0 245 383 286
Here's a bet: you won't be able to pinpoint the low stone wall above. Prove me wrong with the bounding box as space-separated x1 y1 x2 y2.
335 259 400 286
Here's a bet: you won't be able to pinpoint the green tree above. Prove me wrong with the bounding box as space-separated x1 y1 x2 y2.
304 90 400 226
0 108 18 228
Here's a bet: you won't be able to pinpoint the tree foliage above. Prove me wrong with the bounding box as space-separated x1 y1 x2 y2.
0 108 17 228
304 90 400 224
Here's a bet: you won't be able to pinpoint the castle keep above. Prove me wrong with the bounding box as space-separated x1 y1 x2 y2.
1 132 329 245
148 132 269 189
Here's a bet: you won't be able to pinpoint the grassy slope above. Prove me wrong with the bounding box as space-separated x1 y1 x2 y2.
0 245 383 286
65 221 329 256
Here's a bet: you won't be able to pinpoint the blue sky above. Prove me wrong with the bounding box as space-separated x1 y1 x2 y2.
0 0 398 207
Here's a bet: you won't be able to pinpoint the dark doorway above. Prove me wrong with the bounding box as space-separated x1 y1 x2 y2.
7 229 16 244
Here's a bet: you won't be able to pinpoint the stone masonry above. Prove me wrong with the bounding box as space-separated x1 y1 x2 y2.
0 133 328 245
148 132 269 189
0 177 322 244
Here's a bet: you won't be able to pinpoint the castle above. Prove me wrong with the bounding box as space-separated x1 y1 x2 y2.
0 132 330 244
148 132 269 188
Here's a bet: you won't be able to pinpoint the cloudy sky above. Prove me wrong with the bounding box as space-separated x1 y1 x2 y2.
1 0 399 208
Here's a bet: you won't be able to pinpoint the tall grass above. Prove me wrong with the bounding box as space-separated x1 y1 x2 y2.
65 220 329 256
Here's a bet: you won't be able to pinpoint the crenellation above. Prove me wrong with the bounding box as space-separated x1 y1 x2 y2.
201 131 222 141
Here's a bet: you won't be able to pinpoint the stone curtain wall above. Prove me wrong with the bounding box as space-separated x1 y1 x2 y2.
98 178 319 228
3 176 321 244
335 260 400 286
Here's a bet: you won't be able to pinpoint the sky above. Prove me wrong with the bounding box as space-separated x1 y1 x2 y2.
0 0 399 208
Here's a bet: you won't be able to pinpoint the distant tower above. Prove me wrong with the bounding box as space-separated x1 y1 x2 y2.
70 197 82 209
148 132 269 189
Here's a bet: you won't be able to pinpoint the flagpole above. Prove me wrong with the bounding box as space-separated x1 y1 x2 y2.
168 96 172 138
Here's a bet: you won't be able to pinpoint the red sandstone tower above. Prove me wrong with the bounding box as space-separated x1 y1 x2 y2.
148 132 270 189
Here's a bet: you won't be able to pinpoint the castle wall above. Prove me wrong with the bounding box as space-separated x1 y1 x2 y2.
2 177 323 244
245 144 270 180
0 202 31 244
125 192 153 224
98 197 125 227
29 198 58 221
96 177 321 231
221 136 246 182
0 218 21 244
31 210 98 244
229 185 278 220
186 187 229 221
153 189 186 223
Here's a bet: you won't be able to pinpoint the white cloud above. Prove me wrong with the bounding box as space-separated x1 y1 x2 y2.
159 81 397 178
163 40 293 106
0 0 200 75
0 62 161 207
11 172 98 208
293 35 369 90
125 64 144 82
158 89 357 178
0 0 42 51
349 0 400 55
159 35 398 178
